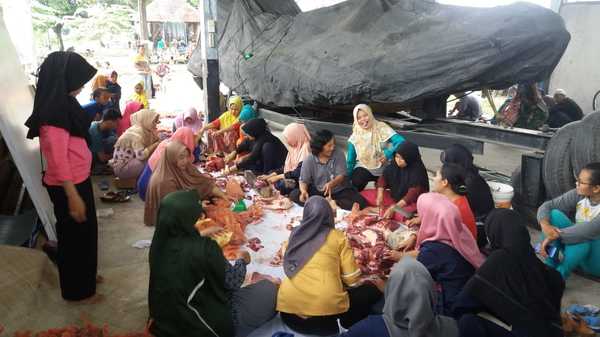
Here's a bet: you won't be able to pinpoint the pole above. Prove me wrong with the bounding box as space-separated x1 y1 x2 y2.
138 0 148 45
199 0 220 122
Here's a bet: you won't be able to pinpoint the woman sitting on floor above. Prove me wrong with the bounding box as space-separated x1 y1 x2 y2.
441 144 494 246
538 162 600 279
347 104 404 191
109 109 160 180
455 209 564 337
223 104 259 164
137 126 198 200
340 258 458 337
290 129 367 210
260 122 311 195
173 107 203 134
227 118 287 175
365 141 428 221
198 96 243 154
144 141 231 227
116 101 143 137
148 190 278 337
386 192 484 317
407 163 477 239
277 196 382 336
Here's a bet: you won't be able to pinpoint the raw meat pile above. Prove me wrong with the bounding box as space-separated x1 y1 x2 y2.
269 242 285 267
344 205 400 277
205 156 225 172
246 272 282 286
246 237 264 252
13 321 151 337
203 199 264 259
253 193 294 211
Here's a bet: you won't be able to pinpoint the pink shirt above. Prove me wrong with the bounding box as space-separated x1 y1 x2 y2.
40 126 92 186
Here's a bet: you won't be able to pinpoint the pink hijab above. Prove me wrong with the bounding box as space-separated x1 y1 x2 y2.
416 192 485 268
117 101 143 136
282 123 311 173
174 107 203 133
148 127 196 171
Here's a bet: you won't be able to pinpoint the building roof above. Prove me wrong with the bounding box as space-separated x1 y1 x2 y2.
146 0 201 23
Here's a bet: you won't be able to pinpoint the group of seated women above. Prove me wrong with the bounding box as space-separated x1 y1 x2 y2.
148 188 571 337
115 99 599 337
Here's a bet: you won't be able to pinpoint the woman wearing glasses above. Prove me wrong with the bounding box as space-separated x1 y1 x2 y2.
538 162 600 279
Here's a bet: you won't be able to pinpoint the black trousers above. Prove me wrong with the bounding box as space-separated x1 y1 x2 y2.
46 178 98 301
281 284 382 336
459 314 516 337
350 167 378 192
289 184 367 210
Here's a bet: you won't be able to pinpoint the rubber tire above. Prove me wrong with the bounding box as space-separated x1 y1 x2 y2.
511 167 541 229
543 121 580 199
571 111 600 176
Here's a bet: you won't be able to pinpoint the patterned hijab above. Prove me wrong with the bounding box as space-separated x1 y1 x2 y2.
348 104 396 170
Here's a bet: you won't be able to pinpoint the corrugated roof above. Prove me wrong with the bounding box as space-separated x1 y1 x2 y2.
146 0 201 23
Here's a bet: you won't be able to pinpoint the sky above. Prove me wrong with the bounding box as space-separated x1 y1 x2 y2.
295 0 556 11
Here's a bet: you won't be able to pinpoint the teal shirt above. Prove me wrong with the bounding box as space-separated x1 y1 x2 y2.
346 133 405 176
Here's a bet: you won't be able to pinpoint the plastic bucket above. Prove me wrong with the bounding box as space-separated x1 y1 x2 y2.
487 181 514 209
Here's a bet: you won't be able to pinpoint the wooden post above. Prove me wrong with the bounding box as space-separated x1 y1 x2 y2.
483 88 498 117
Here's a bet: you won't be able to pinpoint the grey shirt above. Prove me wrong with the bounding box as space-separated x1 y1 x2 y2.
537 189 600 244
457 95 482 121
300 148 349 194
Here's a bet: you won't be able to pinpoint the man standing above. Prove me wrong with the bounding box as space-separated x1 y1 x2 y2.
449 92 482 121
547 89 584 128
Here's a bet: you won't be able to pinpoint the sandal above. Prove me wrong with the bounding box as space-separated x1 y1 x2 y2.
98 180 110 191
100 191 131 203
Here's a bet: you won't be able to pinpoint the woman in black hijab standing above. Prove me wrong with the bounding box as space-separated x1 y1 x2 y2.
25 52 100 301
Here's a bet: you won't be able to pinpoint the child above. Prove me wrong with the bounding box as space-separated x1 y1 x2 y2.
106 70 122 112
129 82 149 109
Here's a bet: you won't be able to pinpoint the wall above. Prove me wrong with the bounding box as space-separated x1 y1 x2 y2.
549 2 600 113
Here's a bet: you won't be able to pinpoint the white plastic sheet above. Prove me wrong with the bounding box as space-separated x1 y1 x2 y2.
0 9 56 240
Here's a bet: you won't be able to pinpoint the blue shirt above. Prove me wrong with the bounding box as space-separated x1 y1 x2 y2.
82 100 104 120
88 121 116 154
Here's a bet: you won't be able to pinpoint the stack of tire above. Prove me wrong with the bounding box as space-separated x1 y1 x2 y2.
512 111 600 226
543 111 600 199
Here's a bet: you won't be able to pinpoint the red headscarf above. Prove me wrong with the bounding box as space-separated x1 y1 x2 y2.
148 127 196 171
117 101 143 136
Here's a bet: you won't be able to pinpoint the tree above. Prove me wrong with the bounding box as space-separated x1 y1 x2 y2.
138 0 148 43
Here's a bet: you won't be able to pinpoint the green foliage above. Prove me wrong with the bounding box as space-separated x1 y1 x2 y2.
31 0 137 51
187 0 200 8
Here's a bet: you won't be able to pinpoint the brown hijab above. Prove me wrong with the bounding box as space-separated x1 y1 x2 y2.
144 141 215 226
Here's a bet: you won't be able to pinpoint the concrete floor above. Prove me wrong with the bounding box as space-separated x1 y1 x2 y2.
2 63 598 334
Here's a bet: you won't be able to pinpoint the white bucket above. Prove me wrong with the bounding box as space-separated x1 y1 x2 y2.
487 181 514 209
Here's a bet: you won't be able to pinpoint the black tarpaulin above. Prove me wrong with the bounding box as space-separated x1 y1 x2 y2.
189 0 570 107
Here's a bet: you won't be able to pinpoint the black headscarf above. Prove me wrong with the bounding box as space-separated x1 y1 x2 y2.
464 209 564 337
283 196 335 278
383 141 429 201
441 144 494 220
25 51 97 140
241 118 268 139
